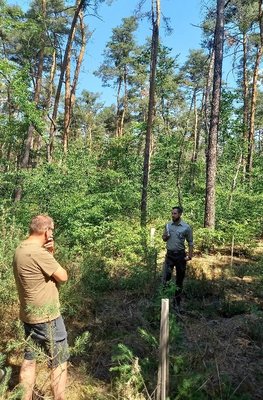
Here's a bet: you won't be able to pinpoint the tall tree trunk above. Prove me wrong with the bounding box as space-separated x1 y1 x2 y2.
246 46 262 184
204 0 224 228
14 0 46 202
46 47 57 112
190 89 200 191
115 77 123 137
241 32 249 179
63 51 71 154
48 0 85 161
204 50 215 139
118 69 128 137
246 0 263 185
22 47 44 169
70 10 86 110
63 10 87 152
44 47 57 160
4 79 15 171
140 0 160 227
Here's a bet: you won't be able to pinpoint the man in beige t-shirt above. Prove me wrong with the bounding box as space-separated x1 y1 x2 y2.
13 215 68 400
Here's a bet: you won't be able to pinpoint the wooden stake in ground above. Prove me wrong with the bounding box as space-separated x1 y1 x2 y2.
231 235 235 267
157 298 169 400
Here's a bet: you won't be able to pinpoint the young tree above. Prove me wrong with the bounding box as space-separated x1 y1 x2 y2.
95 16 139 137
181 49 209 190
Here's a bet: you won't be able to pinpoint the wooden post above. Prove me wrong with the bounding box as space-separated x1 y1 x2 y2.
150 227 156 246
157 298 169 400
230 235 234 267
150 227 158 282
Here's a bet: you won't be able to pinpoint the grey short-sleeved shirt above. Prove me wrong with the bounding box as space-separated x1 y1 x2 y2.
164 220 193 251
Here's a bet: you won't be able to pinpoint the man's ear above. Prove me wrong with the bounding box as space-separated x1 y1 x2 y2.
44 230 49 243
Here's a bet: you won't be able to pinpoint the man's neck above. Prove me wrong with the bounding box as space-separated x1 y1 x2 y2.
172 219 181 225
25 234 45 246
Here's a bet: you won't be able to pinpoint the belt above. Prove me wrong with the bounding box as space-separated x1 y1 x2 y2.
167 249 185 255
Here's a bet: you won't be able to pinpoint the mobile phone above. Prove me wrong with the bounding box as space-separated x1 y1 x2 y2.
47 236 53 242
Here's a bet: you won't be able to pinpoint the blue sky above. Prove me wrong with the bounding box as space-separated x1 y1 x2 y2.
84 0 204 104
14 0 204 105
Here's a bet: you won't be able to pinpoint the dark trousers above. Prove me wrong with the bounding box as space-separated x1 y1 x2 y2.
163 250 186 305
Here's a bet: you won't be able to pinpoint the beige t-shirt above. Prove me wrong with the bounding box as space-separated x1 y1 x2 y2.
13 241 62 324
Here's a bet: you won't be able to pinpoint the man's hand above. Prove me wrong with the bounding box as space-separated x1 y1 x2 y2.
44 237 54 254
162 233 170 242
184 255 192 261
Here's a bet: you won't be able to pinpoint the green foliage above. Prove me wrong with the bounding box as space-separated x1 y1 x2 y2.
194 228 226 252
71 331 91 356
138 328 158 349
219 299 250 317
96 16 138 79
244 315 263 345
81 255 111 295
0 61 45 134
0 364 23 399
110 344 146 400
175 373 209 400
0 210 22 305
184 274 216 300
1 3 263 400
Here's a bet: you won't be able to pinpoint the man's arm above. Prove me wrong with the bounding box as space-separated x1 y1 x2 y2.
52 266 68 283
187 244 193 259
162 224 170 242
185 226 194 260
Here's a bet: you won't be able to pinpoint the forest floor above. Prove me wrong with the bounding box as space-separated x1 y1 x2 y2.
4 242 263 399
62 242 263 400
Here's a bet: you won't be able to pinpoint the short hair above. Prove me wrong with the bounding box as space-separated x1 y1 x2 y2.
172 206 183 214
29 215 54 235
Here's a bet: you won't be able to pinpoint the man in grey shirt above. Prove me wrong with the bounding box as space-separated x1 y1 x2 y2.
162 206 193 312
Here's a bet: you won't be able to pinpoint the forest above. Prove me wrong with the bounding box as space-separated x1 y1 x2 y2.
0 0 263 398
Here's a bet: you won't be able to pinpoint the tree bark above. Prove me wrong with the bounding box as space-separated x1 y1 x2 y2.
63 9 87 152
70 10 86 112
204 0 224 228
246 0 263 185
48 0 85 161
241 32 249 178
21 46 44 170
190 89 201 191
204 50 215 140
63 33 74 154
246 46 262 184
140 0 160 227
115 77 123 137
14 0 46 202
